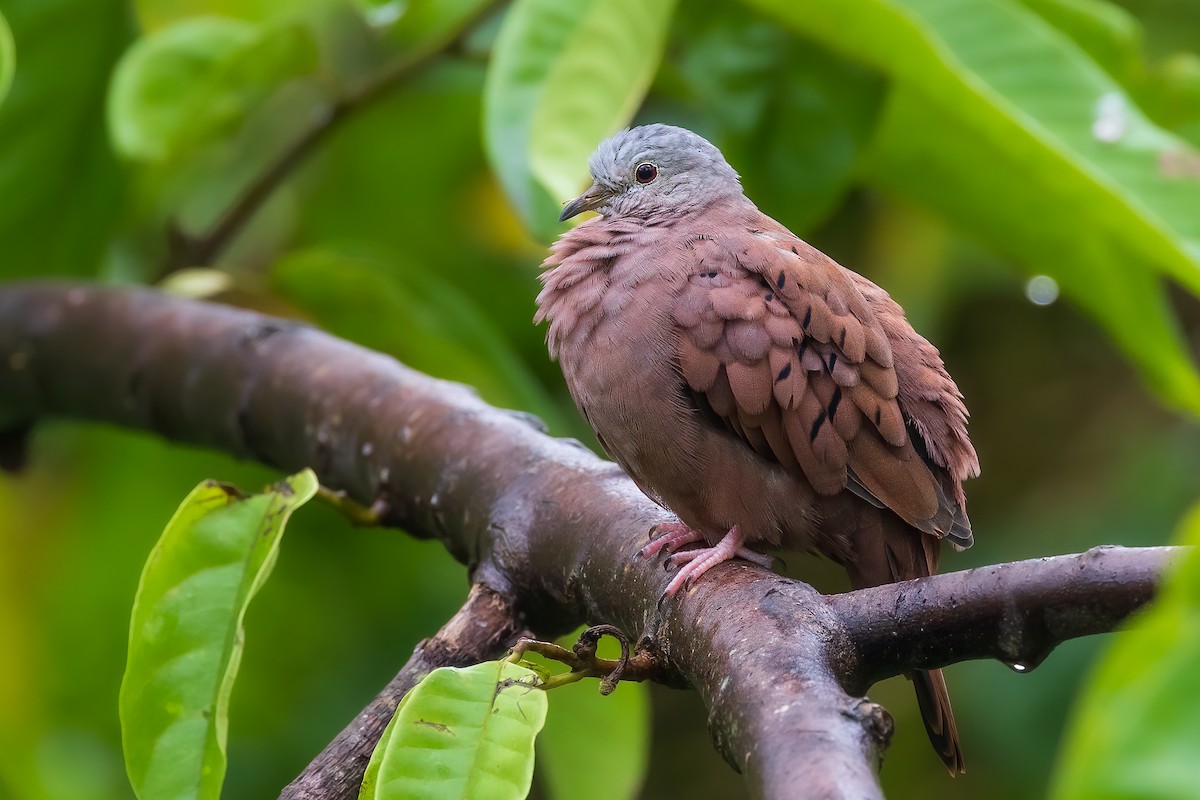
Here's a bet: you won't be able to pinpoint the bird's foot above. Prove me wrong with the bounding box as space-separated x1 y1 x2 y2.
637 521 702 559
660 525 771 597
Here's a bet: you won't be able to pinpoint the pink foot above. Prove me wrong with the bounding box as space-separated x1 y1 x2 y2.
637 521 702 559
660 525 772 597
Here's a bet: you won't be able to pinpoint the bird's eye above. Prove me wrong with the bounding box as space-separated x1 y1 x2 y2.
634 162 658 184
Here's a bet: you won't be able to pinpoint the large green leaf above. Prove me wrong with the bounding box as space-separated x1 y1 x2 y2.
0 10 13 108
108 16 318 163
0 0 129 278
120 469 319 800
1052 503 1200 800
750 0 1200 413
484 0 677 241
360 661 548 800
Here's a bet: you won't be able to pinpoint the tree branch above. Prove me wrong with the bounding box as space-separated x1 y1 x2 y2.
0 284 1176 799
830 546 1174 692
164 0 503 273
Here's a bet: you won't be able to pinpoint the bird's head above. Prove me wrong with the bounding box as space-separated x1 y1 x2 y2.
559 124 744 223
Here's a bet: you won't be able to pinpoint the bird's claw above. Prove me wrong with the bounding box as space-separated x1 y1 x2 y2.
639 521 702 560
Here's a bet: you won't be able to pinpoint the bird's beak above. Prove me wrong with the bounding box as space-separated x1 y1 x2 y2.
559 182 613 222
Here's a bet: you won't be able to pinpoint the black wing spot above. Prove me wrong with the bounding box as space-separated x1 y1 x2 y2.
828 387 842 418
776 271 786 289
809 410 827 442
802 307 812 328
797 337 810 358
838 328 847 349
906 419 932 461
874 407 882 426
790 246 799 256
775 362 792 382
764 292 774 303
827 352 838 373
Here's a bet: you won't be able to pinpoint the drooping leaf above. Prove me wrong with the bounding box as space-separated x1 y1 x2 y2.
0 0 130 278
1052 503 1200 800
484 0 677 241
360 661 548 800
108 16 318 162
750 0 1200 414
120 469 319 800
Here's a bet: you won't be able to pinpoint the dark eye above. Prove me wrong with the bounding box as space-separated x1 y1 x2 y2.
635 162 658 184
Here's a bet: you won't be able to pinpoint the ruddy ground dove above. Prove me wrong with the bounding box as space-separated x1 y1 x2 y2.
534 124 979 773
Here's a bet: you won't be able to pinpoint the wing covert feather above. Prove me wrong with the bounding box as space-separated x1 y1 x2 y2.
672 229 970 539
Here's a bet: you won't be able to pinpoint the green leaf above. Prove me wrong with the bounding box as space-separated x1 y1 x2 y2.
133 0 322 30
1140 52 1200 148
1052 503 1200 800
120 469 319 800
360 661 548 800
484 0 677 241
0 10 14 108
0 0 130 278
536 677 650 800
108 16 318 162
750 0 1200 414
361 0 493 51
1016 0 1142 82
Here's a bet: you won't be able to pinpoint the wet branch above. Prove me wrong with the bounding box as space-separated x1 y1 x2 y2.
0 284 1176 800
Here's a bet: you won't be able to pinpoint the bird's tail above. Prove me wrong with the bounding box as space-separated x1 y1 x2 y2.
912 666 964 774
843 505 965 774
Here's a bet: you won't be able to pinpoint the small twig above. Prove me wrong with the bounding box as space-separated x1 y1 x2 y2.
163 0 504 274
315 484 389 527
508 624 661 695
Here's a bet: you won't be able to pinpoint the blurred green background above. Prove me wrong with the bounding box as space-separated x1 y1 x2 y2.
0 0 1198 798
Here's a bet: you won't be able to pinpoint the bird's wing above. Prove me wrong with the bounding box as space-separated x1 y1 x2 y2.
672 230 971 544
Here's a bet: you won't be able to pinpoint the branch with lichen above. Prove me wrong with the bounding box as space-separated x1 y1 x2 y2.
0 283 1175 800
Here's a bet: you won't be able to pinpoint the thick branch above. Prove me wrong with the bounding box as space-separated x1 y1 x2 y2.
280 583 526 800
830 545 1173 692
0 284 1176 799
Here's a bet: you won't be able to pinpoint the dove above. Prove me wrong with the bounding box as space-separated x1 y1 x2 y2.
534 124 979 773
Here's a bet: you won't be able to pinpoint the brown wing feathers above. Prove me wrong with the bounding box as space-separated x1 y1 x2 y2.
673 232 967 540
